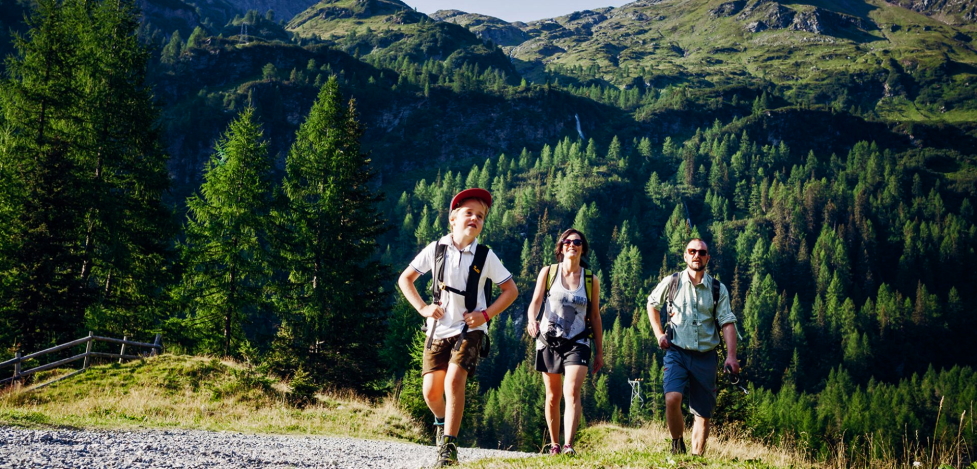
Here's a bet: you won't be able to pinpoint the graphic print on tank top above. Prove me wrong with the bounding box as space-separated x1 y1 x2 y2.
545 292 587 338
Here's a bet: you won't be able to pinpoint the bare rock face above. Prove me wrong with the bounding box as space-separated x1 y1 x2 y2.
882 0 977 25
711 1 747 17
431 10 531 46
735 0 876 35
791 9 823 33
739 1 796 29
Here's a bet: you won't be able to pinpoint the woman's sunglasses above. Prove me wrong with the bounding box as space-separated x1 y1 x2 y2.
562 239 583 246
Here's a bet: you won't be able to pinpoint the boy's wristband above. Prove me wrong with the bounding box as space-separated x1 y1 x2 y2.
481 310 490 322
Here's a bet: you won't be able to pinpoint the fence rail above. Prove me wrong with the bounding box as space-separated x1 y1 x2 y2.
0 332 162 390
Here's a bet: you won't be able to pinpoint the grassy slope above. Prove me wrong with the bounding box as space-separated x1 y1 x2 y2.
0 354 808 468
0 355 422 442
286 0 423 39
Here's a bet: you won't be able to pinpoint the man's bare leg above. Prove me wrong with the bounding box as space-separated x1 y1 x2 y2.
664 391 685 439
665 391 686 454
691 415 710 456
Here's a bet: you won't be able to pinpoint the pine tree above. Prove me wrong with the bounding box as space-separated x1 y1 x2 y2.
275 77 388 390
177 108 274 356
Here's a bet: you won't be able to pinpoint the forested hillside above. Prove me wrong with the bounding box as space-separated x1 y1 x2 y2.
1 0 976 466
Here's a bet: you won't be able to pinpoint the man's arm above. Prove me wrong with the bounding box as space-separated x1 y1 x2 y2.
722 322 739 374
647 302 669 349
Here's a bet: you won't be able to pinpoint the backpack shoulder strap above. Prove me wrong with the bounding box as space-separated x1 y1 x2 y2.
431 243 448 304
583 267 595 332
667 272 680 307
584 268 594 304
534 264 558 324
463 244 490 313
711 276 721 319
546 263 559 291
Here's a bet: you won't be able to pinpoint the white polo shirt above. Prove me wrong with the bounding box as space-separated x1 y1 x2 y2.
410 235 513 339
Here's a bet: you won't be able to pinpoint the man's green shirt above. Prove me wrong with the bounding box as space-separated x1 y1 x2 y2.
647 271 737 353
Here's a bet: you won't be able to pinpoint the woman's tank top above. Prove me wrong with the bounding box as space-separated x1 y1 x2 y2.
536 264 589 350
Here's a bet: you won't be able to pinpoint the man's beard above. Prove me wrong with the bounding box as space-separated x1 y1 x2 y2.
688 262 706 272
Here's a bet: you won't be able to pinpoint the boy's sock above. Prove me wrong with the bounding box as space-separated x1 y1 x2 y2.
433 417 445 446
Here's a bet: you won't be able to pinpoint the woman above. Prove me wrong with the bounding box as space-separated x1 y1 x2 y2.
526 228 604 456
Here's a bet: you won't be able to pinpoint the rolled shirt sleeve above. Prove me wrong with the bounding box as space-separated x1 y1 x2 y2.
647 276 671 312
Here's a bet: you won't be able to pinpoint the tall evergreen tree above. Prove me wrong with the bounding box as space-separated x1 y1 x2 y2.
177 108 274 356
275 77 388 390
0 0 172 352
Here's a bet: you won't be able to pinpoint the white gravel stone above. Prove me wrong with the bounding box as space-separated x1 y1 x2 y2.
0 427 537 468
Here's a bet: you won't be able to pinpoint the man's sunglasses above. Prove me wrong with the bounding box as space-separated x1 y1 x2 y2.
562 239 583 246
687 248 709 257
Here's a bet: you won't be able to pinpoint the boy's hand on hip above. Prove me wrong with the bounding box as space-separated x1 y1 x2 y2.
420 304 444 320
464 311 487 328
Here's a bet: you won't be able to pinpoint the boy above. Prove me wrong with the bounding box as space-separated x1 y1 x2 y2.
398 188 518 467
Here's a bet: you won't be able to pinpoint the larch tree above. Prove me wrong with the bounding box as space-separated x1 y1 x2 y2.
177 107 274 356
274 77 388 390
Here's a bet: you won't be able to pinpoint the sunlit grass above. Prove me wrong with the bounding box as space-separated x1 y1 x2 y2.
0 354 424 443
466 423 813 468
4 355 969 468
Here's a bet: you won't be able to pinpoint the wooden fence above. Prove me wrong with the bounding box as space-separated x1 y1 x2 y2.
0 332 162 390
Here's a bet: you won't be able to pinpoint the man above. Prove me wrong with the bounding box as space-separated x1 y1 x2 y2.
398 188 518 467
646 238 739 456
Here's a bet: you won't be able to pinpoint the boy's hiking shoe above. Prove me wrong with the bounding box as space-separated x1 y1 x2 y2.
548 443 561 455
671 438 687 455
435 440 458 467
562 444 576 456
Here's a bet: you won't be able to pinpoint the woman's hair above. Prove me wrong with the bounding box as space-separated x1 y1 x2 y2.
554 228 589 263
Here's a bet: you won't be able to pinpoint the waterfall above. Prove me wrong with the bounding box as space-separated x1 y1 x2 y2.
575 113 584 140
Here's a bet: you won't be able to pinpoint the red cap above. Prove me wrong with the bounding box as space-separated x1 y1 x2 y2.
450 188 492 211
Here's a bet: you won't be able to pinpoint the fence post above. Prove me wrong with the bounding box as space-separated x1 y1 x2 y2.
82 331 94 370
119 336 127 364
151 333 161 357
13 351 21 382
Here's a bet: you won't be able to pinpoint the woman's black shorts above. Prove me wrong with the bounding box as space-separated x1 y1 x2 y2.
534 341 591 374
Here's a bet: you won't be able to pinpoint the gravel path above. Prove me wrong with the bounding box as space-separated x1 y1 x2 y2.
0 427 537 468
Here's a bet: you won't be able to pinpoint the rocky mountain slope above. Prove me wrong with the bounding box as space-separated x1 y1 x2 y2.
432 0 977 124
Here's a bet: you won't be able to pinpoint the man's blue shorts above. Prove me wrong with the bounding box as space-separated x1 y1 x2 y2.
662 346 718 418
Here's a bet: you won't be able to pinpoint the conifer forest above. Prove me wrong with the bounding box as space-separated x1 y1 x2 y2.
1 0 976 463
